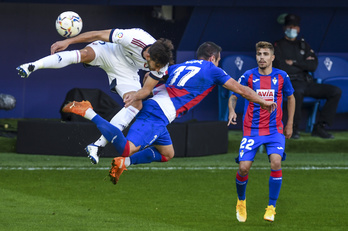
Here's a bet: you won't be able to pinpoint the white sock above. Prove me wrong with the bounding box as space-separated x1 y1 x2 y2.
84 108 97 120
32 50 81 71
93 106 139 147
93 136 108 147
125 157 131 167
110 106 139 130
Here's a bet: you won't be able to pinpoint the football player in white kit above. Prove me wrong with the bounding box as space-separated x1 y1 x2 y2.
17 28 174 164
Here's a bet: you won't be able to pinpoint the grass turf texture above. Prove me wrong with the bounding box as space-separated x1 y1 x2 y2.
1 152 348 230
1 120 348 230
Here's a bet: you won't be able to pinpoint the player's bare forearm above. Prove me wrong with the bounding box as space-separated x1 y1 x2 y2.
68 30 111 44
224 79 276 113
227 95 238 126
51 30 111 54
284 94 296 138
123 89 150 108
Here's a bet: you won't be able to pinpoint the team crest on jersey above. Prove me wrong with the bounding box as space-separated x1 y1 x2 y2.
117 32 124 38
256 89 275 101
272 77 278 85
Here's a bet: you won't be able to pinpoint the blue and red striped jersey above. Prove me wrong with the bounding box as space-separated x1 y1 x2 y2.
165 60 231 118
233 67 294 136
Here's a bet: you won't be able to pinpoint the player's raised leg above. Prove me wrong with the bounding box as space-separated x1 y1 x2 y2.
62 100 131 158
17 50 82 78
86 105 139 164
17 46 95 78
109 145 173 184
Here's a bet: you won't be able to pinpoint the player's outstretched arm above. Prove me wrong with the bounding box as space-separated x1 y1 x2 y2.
124 73 159 108
51 29 112 54
223 78 277 113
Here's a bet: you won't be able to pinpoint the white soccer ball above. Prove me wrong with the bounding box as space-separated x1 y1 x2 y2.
55 11 83 38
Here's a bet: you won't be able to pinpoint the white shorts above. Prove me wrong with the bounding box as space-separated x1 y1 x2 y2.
87 41 141 98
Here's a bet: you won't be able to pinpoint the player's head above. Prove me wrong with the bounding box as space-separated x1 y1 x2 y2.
147 38 174 71
255 41 275 70
283 14 301 40
196 42 222 67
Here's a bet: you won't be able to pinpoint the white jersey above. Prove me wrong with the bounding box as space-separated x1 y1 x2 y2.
109 28 155 71
87 28 167 98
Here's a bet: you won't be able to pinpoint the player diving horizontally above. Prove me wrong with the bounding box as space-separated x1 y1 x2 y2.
62 42 277 186
228 41 295 222
16 28 174 164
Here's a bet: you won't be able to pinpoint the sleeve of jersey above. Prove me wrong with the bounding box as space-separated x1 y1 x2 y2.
109 28 132 46
283 74 295 97
149 63 169 81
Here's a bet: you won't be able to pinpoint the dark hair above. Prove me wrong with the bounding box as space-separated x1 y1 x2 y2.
256 41 274 54
196 42 222 60
148 38 174 66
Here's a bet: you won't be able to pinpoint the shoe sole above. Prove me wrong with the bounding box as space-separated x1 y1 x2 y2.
264 217 274 222
85 147 98 164
16 67 29 78
88 155 98 164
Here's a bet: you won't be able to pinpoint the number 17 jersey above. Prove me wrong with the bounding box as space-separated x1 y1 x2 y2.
151 59 231 123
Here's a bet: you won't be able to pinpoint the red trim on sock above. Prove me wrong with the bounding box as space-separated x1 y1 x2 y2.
121 141 130 157
161 155 168 162
270 169 282 178
236 172 248 182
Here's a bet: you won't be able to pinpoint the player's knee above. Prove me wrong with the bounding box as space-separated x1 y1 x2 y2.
161 150 174 161
238 166 250 176
80 47 95 63
270 157 282 170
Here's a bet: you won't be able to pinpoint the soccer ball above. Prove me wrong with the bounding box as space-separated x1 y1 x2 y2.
55 11 83 38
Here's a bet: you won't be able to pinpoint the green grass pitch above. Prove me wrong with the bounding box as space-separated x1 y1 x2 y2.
0 126 348 230
1 150 348 231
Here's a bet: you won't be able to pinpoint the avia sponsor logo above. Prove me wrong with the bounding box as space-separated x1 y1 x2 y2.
256 89 275 101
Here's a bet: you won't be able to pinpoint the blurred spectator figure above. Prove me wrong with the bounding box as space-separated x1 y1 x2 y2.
273 13 342 139
0 93 16 110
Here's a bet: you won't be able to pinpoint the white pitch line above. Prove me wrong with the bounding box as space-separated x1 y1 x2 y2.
0 166 348 170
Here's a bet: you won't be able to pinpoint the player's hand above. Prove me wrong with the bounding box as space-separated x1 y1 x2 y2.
227 111 237 126
123 92 137 108
51 40 70 54
261 101 277 113
284 124 293 139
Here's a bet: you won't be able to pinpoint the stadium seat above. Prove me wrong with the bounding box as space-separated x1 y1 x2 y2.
314 56 348 81
321 76 348 113
305 56 348 132
218 55 257 120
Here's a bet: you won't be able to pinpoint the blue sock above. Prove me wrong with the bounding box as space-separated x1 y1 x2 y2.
269 169 283 207
236 171 248 200
130 147 164 165
91 114 127 155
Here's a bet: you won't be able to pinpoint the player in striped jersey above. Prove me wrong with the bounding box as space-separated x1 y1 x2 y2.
62 41 277 185
16 28 174 164
228 41 295 222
